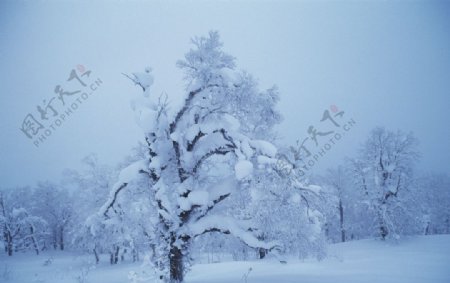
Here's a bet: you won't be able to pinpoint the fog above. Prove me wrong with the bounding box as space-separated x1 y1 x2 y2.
1 0 449 188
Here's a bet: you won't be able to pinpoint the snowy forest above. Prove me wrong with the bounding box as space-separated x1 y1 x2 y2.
1 1 450 283
2 31 450 283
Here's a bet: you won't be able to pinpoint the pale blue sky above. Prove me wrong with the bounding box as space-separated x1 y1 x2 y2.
0 0 449 188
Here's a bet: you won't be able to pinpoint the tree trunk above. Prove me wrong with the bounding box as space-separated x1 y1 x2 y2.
7 243 13 256
258 248 267 259
93 248 99 264
256 234 267 259
380 225 388 240
378 203 388 240
378 212 388 240
169 245 184 283
59 226 64 250
109 246 120 265
169 232 185 283
132 248 139 262
30 225 40 255
53 229 58 250
6 233 13 256
114 246 120 264
338 199 346 242
324 222 329 239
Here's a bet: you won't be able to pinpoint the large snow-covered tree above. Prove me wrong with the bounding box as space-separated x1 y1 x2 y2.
350 127 419 240
93 31 288 282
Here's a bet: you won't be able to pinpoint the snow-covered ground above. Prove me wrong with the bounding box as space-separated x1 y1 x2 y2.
1 235 449 283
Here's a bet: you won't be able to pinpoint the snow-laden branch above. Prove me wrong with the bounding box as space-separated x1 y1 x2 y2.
189 215 279 250
99 160 148 218
178 178 235 224
169 83 220 134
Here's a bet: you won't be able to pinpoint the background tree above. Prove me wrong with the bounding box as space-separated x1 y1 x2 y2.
319 166 349 243
0 188 47 256
350 127 419 240
65 154 116 263
412 173 450 235
32 182 73 251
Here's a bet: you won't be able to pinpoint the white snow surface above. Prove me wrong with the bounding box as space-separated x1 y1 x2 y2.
234 160 253 180
117 159 148 184
1 235 449 283
178 190 210 211
249 140 277 157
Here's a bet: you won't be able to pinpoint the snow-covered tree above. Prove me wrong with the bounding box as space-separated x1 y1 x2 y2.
87 150 157 264
31 182 73 251
350 127 419 240
412 173 450 235
66 154 116 262
0 188 47 256
94 31 292 282
246 149 325 259
317 165 373 242
320 166 349 242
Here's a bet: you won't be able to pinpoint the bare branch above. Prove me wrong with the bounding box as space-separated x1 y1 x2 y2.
122 73 145 92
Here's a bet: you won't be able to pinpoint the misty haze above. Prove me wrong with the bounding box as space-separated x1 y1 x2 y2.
0 1 449 283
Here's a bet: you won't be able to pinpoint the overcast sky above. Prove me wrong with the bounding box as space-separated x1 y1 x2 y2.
0 0 449 188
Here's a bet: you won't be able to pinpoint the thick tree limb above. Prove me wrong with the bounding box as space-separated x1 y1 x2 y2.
194 193 230 222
